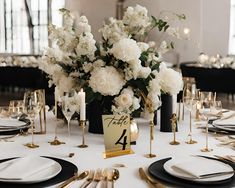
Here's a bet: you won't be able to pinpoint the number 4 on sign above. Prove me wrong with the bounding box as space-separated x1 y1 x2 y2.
115 129 127 150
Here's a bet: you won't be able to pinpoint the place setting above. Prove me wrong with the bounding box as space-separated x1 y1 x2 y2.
0 155 78 188
147 155 235 188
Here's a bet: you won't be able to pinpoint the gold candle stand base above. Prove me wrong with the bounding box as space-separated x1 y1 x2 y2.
145 153 156 158
48 136 65 145
170 141 180 145
186 139 197 144
201 148 213 152
78 120 88 148
24 143 39 148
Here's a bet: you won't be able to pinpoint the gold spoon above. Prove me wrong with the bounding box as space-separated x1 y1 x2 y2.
58 170 89 188
111 168 119 188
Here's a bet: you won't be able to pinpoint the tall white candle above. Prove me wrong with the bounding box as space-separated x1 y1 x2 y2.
79 88 86 121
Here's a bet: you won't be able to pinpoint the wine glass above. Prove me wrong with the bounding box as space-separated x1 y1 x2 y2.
199 99 215 152
183 83 198 144
60 91 76 136
23 91 43 148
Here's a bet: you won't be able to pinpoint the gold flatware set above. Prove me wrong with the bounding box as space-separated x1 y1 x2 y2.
58 168 119 188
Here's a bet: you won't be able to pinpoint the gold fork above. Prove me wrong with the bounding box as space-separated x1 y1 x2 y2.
80 170 95 188
92 169 103 188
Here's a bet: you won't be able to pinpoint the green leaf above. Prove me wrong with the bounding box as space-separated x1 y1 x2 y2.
170 42 174 49
59 8 70 13
175 13 186 20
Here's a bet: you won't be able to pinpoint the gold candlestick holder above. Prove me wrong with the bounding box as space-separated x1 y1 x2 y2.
170 113 180 145
145 113 156 158
78 120 88 148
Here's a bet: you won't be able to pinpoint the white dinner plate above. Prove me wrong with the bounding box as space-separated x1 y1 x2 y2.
0 118 27 128
212 119 235 132
163 156 234 182
0 157 62 184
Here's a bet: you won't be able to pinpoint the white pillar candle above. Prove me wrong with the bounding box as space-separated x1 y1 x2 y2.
79 88 86 121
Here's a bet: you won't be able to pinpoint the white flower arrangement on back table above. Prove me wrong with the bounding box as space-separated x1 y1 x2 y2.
39 4 184 116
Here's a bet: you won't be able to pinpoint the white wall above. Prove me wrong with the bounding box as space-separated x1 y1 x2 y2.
65 0 231 62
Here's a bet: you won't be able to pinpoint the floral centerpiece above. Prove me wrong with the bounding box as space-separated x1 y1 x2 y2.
39 5 184 133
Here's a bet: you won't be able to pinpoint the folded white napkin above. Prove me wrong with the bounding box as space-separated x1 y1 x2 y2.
0 118 26 128
0 156 55 180
214 116 235 126
172 157 231 179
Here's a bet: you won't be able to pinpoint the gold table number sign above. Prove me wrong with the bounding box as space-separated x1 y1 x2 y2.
102 114 134 159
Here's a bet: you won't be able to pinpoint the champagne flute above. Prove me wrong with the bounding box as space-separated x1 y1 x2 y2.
49 88 65 145
183 83 198 144
199 99 214 152
60 91 76 136
23 91 42 148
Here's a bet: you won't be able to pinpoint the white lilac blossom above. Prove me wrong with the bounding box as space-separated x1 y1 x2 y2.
99 17 128 44
75 16 91 35
75 32 96 60
89 66 125 96
123 4 151 35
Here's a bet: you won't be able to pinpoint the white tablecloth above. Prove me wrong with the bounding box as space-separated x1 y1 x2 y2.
0 111 234 188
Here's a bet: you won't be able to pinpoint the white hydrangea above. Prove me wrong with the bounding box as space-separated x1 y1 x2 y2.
123 4 151 35
89 66 125 96
157 62 183 95
76 32 96 60
99 17 128 44
75 16 91 35
110 38 141 62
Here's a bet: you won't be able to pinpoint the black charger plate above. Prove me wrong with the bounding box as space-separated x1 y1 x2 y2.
0 156 78 188
148 157 235 188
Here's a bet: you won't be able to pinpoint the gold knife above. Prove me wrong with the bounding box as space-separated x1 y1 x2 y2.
138 167 165 188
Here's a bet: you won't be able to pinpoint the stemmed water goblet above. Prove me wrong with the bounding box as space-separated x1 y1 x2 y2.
23 90 43 148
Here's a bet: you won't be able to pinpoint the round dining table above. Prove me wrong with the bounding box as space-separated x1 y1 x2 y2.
0 110 234 188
